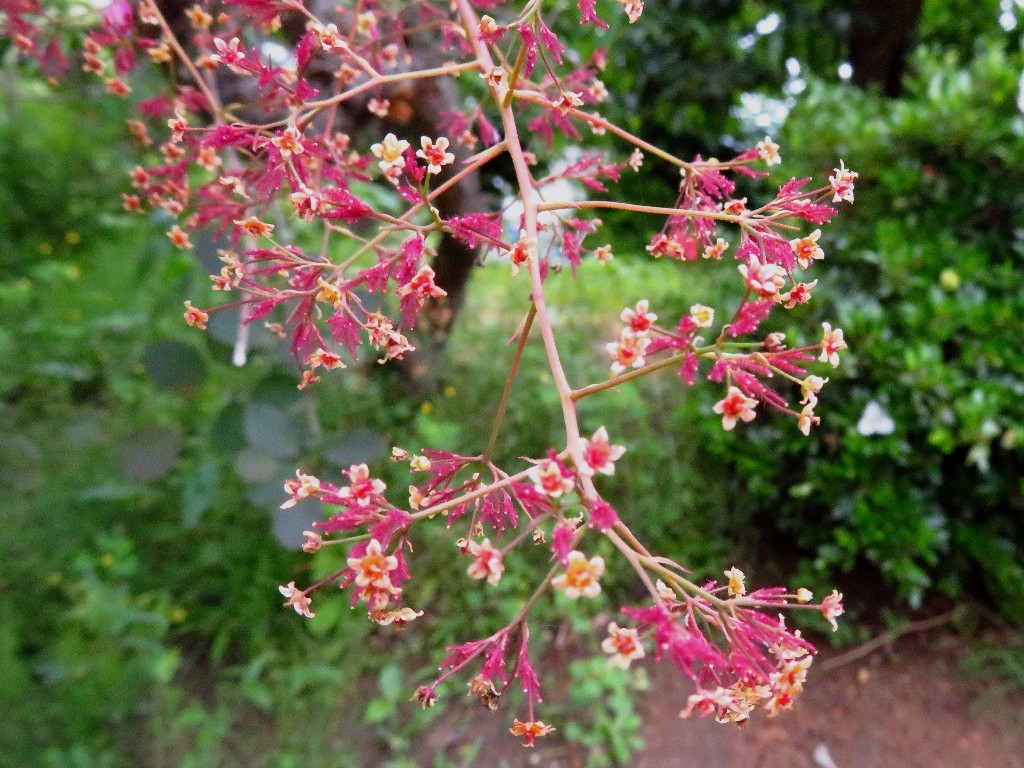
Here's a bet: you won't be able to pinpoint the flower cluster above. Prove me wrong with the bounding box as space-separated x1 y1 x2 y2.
8 0 856 746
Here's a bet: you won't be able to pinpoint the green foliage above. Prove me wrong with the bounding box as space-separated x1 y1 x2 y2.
0 535 178 768
562 657 647 767
962 633 1024 707
739 38 1024 615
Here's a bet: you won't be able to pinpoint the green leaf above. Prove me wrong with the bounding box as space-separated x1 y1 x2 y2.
115 424 183 482
153 648 179 685
141 340 207 391
323 427 388 467
363 698 394 724
181 458 220 527
244 403 303 459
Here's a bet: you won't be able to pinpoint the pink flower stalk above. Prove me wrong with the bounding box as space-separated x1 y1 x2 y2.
24 0 859 742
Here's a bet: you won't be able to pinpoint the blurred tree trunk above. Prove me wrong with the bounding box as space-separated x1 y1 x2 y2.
848 0 925 95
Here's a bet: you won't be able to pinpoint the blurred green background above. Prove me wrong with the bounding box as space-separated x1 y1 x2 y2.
2 0 1024 765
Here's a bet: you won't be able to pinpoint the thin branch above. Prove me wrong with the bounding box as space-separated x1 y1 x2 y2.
816 609 963 673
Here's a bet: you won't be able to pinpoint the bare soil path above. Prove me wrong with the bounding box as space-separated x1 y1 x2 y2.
411 632 1024 768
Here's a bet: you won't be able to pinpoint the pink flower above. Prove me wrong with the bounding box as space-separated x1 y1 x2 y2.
703 238 729 260
680 687 737 719
416 136 455 175
415 686 438 707
370 133 409 173
290 186 322 221
182 300 207 329
724 566 746 596
713 386 758 431
210 37 245 69
278 582 315 618
301 530 322 553
780 280 818 309
314 22 342 50
601 622 645 668
622 0 644 24
756 135 781 165
347 539 399 590
528 459 575 498
376 607 423 627
338 464 387 503
819 322 847 367
646 233 689 259
281 470 321 508
797 404 820 436
553 91 584 115
466 538 504 585
397 266 447 300
509 719 556 747
821 589 844 631
234 216 274 238
481 66 508 93
689 304 715 328
790 229 824 269
367 97 390 118
593 244 614 264
621 299 657 336
800 375 828 406
606 332 650 375
578 426 626 476
829 160 859 203
166 112 188 142
508 233 532 275
477 15 502 43
553 550 605 599
309 348 346 371
723 198 747 216
739 256 786 298
272 126 304 158
168 225 193 249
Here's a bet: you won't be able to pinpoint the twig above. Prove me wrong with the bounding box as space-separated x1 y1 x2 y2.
816 608 963 673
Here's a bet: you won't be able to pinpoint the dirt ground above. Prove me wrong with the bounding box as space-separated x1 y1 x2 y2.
409 630 1024 768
